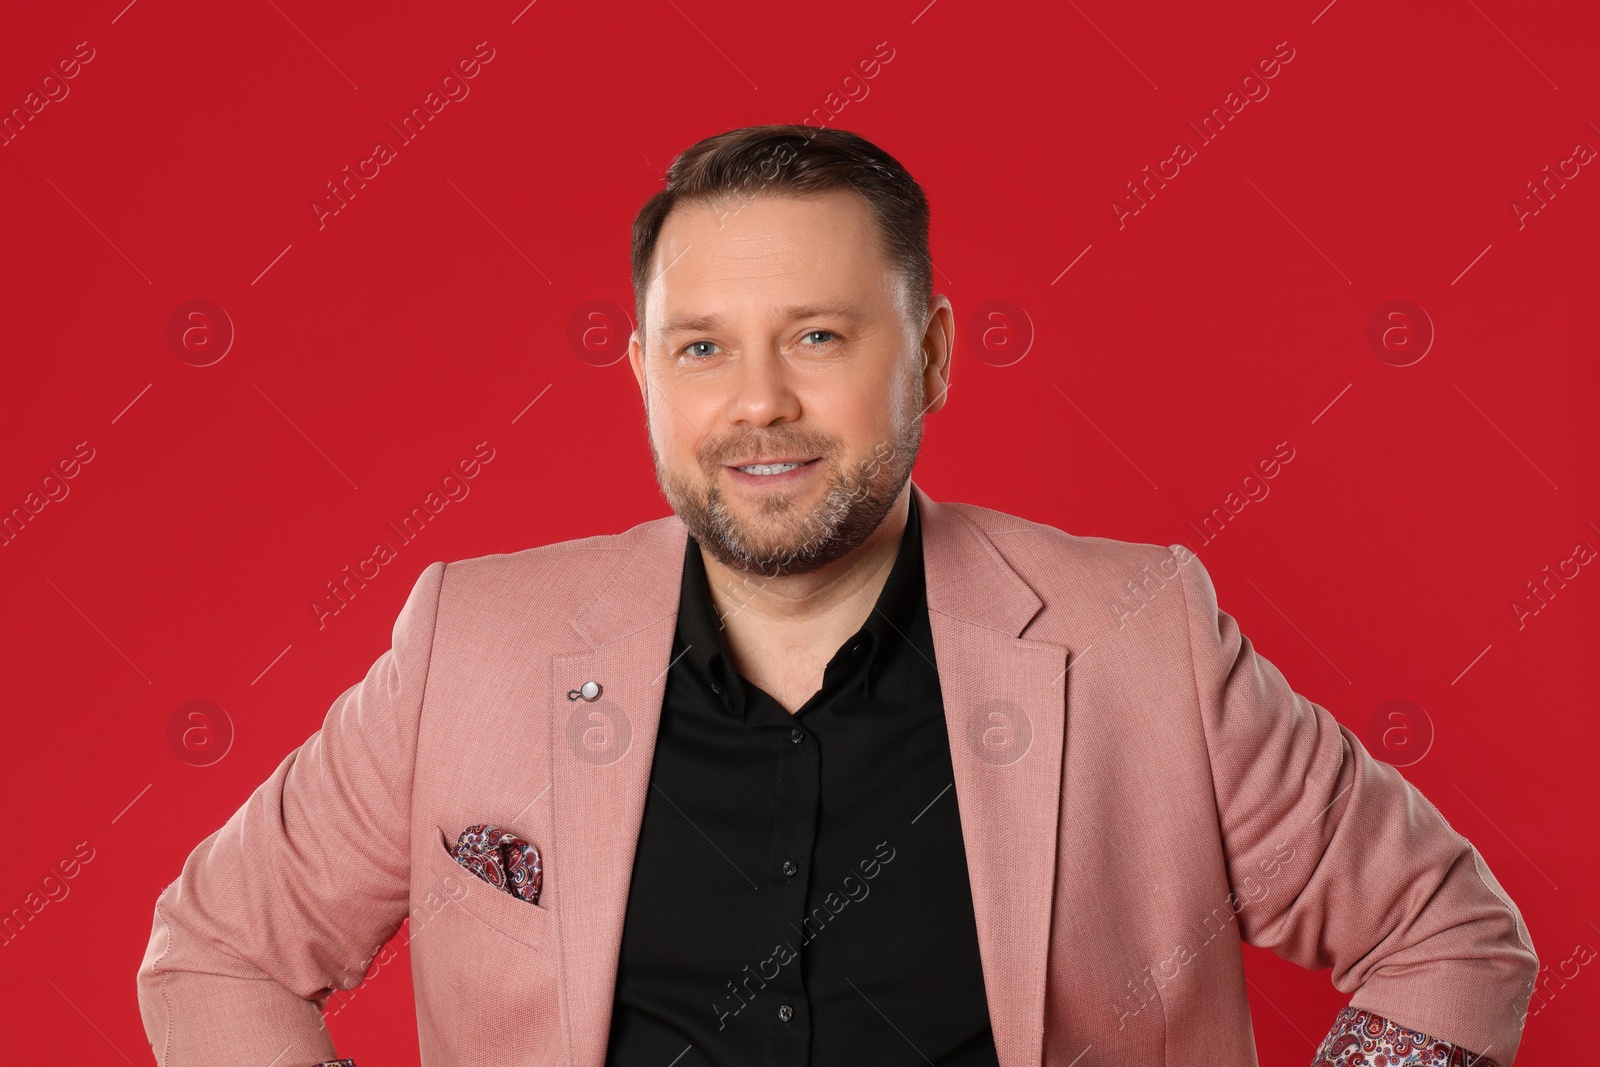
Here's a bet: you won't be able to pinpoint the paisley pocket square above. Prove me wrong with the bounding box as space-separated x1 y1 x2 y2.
448 822 543 906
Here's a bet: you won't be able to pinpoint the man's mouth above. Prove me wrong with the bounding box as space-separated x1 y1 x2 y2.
727 458 820 477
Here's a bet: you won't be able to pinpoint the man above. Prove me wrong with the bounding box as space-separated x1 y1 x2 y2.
136 125 1538 1066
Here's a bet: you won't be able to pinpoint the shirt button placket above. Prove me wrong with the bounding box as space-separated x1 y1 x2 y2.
773 718 817 1060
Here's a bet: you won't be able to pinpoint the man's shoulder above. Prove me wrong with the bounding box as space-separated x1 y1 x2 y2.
427 514 679 614
938 497 1203 641
941 497 1184 575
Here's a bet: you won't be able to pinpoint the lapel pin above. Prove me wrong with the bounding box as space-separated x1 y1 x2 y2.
567 680 602 702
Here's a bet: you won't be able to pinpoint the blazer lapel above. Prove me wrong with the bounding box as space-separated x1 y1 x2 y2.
545 480 1067 1067
547 511 688 1067
917 483 1068 1067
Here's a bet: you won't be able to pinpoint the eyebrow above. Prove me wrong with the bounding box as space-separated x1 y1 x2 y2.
659 302 867 338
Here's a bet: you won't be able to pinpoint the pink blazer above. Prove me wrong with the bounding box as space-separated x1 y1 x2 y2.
136 481 1538 1065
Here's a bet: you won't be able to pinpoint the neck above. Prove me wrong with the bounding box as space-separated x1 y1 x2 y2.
700 486 911 643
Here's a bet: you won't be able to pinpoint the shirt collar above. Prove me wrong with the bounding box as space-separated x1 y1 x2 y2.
675 491 926 718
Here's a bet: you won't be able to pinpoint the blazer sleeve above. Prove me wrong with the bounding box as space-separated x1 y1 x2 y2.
1169 546 1539 1064
136 560 447 1067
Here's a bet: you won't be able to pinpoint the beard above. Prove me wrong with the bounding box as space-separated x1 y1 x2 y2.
647 368 925 579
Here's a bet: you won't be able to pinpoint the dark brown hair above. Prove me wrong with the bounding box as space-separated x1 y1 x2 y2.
630 124 932 338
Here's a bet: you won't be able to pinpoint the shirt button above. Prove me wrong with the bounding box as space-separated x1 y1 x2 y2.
777 1004 793 1022
710 683 721 694
790 727 804 744
850 642 863 655
782 859 798 876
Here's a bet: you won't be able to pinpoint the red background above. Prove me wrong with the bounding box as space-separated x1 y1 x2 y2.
2 0 1595 1062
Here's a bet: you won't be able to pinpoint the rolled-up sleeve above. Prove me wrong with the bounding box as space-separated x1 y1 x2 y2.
1170 545 1538 1063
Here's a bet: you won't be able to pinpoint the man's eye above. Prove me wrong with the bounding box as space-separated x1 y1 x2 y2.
682 341 720 358
802 330 839 346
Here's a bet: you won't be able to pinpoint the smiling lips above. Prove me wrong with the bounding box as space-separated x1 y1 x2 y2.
727 457 820 479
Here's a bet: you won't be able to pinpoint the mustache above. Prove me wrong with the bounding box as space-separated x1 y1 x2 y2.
704 439 833 465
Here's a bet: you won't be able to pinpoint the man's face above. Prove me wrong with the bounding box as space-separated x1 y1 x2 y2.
626 189 946 578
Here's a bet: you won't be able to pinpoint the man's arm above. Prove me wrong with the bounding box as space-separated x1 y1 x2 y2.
136 561 446 1066
1169 546 1538 1064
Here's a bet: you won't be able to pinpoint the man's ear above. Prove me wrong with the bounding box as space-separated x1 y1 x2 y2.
919 295 954 415
627 329 647 399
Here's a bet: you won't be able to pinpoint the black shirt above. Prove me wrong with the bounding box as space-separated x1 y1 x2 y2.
605 491 999 1067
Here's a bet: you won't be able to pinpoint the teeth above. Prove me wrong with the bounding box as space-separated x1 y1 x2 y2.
737 462 804 476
